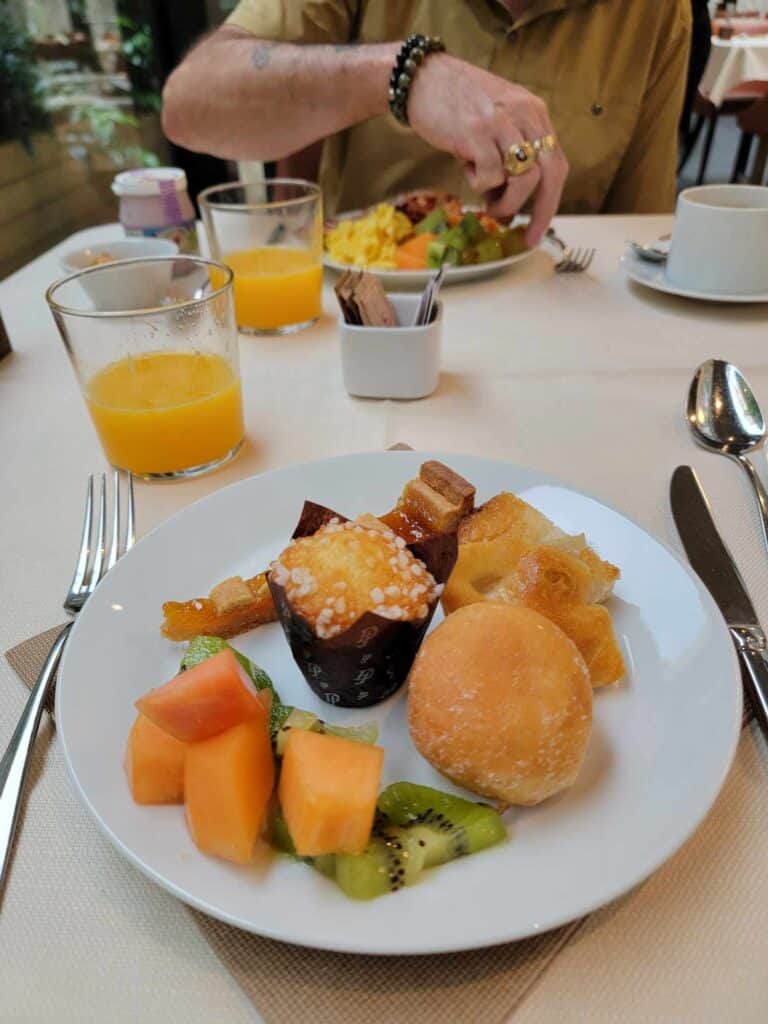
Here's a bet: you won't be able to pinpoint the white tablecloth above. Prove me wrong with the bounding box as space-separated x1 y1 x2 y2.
2 217 768 1021
701 35 768 107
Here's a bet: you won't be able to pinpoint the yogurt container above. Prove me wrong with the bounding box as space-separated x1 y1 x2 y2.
112 167 199 253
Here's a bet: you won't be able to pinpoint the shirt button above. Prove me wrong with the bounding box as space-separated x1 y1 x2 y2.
591 101 604 116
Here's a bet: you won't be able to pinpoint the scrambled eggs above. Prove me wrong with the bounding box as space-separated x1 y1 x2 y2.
325 203 413 269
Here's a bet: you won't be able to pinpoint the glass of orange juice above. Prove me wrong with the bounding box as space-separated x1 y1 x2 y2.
46 255 245 480
199 179 323 335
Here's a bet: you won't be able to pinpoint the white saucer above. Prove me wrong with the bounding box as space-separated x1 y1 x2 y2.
621 249 768 303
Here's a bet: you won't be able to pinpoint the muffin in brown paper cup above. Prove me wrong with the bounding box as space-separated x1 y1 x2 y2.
267 501 458 708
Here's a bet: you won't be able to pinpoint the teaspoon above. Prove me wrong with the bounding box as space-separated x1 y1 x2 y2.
687 358 768 551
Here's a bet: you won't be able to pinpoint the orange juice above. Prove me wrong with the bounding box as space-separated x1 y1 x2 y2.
86 351 244 475
211 248 322 331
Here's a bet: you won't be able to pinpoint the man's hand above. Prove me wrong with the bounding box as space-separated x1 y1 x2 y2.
408 54 568 245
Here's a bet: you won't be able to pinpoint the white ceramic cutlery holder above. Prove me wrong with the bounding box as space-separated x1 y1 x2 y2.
339 293 442 400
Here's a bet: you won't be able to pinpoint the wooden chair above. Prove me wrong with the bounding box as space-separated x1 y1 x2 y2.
679 83 768 184
732 92 768 185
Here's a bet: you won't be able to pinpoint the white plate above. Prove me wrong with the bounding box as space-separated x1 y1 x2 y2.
57 452 741 955
324 248 534 287
621 249 768 303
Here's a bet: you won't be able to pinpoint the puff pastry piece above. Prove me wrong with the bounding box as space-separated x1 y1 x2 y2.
443 494 624 686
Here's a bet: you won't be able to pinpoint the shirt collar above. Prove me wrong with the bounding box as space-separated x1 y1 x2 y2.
493 0 601 29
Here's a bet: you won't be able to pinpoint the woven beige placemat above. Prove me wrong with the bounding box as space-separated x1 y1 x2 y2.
5 628 589 1024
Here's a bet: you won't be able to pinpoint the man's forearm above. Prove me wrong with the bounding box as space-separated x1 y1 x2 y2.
162 29 398 161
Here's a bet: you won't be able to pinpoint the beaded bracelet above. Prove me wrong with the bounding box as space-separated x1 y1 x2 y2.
388 34 446 126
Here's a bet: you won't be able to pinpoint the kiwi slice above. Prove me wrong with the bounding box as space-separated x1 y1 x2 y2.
377 782 507 867
275 709 379 757
267 784 506 901
267 807 296 855
266 808 337 879
335 825 426 900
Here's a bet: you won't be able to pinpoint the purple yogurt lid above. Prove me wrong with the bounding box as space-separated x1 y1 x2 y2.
111 167 188 197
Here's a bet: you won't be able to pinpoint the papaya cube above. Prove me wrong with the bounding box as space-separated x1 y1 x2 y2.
185 717 275 865
135 647 263 742
279 730 384 857
124 714 187 805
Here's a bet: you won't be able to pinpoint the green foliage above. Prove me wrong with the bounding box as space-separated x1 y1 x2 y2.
0 14 50 150
118 14 161 114
66 102 159 168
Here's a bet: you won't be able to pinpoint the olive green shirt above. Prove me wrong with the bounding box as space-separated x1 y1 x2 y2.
227 0 691 216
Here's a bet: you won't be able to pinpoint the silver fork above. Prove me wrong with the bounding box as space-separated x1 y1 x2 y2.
545 228 596 274
0 471 135 898
555 246 596 274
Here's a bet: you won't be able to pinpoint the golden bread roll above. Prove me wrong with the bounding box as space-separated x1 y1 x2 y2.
408 604 593 806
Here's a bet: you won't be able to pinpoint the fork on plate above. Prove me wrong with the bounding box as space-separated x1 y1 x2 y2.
0 471 135 899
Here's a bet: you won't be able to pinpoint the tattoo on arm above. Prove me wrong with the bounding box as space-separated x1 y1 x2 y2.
252 41 279 69
251 39 359 70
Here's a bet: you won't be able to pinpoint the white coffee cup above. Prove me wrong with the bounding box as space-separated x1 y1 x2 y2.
666 185 768 295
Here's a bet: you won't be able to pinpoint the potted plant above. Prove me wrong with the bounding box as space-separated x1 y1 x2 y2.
0 16 50 153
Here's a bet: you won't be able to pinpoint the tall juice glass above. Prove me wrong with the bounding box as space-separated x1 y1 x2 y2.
46 255 245 480
199 179 323 335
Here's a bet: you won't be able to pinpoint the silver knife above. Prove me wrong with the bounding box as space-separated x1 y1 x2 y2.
671 465 768 736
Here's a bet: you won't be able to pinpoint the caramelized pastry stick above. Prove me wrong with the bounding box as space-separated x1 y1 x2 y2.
161 572 277 641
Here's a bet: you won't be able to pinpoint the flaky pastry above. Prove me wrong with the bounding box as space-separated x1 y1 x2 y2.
443 493 624 686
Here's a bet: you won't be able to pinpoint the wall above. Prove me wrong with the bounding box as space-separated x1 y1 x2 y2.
0 133 114 280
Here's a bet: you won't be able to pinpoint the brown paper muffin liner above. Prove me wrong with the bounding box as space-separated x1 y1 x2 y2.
267 501 457 708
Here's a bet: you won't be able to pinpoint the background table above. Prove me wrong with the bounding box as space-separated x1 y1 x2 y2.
1 217 768 1021
713 17 768 37
701 35 768 106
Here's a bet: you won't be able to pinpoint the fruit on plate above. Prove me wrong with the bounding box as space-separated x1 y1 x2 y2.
396 208 527 270
124 714 188 805
278 729 384 856
408 603 593 806
161 571 277 642
274 707 379 756
335 783 508 899
269 782 507 900
377 782 508 864
325 192 529 271
185 714 275 864
180 635 292 734
394 232 437 270
334 826 426 899
136 647 267 742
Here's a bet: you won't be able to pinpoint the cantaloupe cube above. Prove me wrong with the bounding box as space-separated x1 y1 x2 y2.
185 717 274 865
136 648 263 742
278 730 384 857
125 714 188 805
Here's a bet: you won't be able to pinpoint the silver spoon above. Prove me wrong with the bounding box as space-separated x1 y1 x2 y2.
626 240 668 263
687 358 768 551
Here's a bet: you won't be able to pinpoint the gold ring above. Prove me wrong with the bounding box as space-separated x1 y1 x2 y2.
505 140 537 177
532 133 557 155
